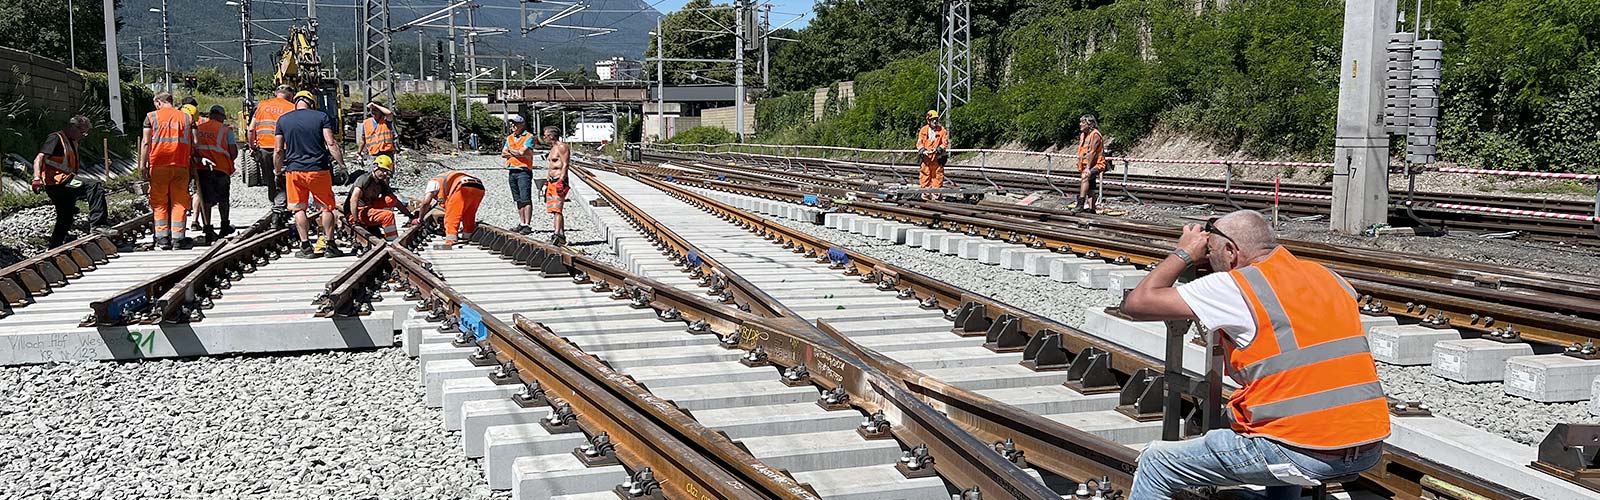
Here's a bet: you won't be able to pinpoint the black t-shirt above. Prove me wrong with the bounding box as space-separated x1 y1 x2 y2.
345 172 394 211
275 108 334 172
39 133 66 158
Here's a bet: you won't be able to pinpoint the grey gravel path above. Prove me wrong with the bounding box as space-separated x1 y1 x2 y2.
0 349 505 500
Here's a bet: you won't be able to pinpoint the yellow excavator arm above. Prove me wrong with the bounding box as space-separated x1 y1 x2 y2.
270 23 343 141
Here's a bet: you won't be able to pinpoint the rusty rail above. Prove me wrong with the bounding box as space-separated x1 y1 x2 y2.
0 213 149 317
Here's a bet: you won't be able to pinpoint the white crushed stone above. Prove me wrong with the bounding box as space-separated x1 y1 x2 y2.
0 349 508 499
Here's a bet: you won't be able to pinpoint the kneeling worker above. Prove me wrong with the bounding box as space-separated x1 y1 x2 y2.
1120 210 1387 499
413 170 485 246
346 156 415 241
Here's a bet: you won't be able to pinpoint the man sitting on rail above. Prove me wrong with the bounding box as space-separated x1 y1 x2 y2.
1121 210 1388 499
346 155 415 242
412 170 485 246
915 110 949 201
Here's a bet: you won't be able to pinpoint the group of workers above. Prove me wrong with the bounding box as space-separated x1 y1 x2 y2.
33 82 569 258
914 111 1109 212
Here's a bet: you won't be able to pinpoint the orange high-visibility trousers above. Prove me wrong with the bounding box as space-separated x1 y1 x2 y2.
919 155 944 189
351 195 402 240
150 167 191 240
443 186 484 244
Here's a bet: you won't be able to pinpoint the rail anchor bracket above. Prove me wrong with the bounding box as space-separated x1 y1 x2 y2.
1531 423 1600 493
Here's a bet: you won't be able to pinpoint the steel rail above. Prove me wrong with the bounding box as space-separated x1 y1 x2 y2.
464 222 1064 499
0 213 149 316
313 212 420 318
634 160 1600 348
615 166 1534 500
386 241 795 500
82 213 280 326
153 227 297 323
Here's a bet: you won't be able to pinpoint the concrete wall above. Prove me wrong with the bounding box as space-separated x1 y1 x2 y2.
644 115 701 142
0 46 86 117
699 106 756 136
811 81 855 122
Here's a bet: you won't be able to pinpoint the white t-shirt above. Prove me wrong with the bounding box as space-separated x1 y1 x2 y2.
424 179 441 197
1176 272 1258 349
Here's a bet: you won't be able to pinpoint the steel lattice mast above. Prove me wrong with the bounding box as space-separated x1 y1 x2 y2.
937 0 971 124
361 0 396 112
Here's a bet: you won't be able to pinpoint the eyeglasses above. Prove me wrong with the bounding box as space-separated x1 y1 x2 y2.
1204 218 1238 248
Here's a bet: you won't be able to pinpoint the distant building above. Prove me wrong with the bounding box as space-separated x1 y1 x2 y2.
595 57 642 82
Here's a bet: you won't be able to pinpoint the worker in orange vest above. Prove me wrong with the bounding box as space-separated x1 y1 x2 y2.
1122 210 1388 499
412 170 485 246
500 114 536 234
915 110 949 201
33 115 116 247
249 85 296 228
192 105 238 242
542 125 570 246
1075 114 1109 213
139 92 198 250
357 101 398 165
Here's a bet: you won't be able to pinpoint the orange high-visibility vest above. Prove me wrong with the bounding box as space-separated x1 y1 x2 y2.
1077 129 1108 171
363 117 396 155
916 124 949 153
195 120 236 175
1224 247 1390 450
146 107 193 168
251 97 294 148
431 171 482 201
41 131 78 186
505 131 535 169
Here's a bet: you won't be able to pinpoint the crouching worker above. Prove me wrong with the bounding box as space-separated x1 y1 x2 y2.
413 170 484 246
1120 210 1387 500
346 156 415 241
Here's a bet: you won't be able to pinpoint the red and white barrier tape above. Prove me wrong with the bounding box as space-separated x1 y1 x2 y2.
1410 202 1599 222
1107 157 1335 169
1108 181 1335 201
1432 167 1600 181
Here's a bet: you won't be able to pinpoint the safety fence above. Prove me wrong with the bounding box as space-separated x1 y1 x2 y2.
647 142 1600 227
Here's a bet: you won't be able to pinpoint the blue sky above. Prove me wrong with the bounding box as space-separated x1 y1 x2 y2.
653 0 816 28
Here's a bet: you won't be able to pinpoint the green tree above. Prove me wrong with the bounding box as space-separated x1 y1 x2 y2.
0 0 119 71
644 0 756 85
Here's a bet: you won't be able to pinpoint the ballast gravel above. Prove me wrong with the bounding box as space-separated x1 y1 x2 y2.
1379 364 1600 445
0 349 507 500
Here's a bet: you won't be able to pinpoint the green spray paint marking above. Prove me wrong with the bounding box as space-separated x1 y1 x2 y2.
126 330 157 353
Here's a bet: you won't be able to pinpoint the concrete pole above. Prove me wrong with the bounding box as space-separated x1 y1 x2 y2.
101 0 123 132
655 16 664 142
67 0 76 69
465 5 475 122
761 5 769 89
240 0 255 116
448 7 459 147
734 0 745 141
161 0 172 92
1330 0 1397 234
138 37 146 86
418 31 425 80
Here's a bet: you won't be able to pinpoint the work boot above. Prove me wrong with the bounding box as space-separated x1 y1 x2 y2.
218 224 236 238
514 225 531 235
175 237 195 250
190 222 203 233
549 233 567 246
323 244 346 259
294 242 318 259
156 236 173 250
203 226 219 244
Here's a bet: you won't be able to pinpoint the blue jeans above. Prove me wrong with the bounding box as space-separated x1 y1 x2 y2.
1130 430 1382 500
507 168 533 206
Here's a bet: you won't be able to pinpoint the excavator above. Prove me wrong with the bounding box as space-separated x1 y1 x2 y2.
243 22 348 187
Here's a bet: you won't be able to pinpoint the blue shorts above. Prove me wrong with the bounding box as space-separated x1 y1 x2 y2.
507 168 533 206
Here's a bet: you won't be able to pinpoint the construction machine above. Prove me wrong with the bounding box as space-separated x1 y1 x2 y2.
243 22 349 187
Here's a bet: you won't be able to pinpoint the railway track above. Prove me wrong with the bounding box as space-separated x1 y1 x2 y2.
642 149 1600 245
13 156 1600 499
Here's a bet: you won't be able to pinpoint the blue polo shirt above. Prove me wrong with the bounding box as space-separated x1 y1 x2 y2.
275 108 334 172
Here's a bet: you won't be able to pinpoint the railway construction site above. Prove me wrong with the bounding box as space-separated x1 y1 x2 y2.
8 0 1600 498
3 144 1598 499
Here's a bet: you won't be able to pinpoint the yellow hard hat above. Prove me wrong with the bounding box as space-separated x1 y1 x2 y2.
294 90 318 107
374 155 394 171
181 104 198 118
926 110 939 119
